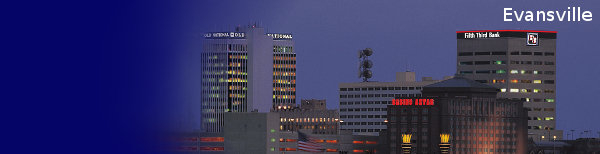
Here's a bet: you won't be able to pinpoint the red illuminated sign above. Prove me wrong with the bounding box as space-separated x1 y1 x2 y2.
392 98 434 106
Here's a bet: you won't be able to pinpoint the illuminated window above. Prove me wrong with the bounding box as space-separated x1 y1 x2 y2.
200 137 224 142
510 70 518 74
199 146 224 151
285 139 297 142
545 117 554 121
500 89 506 92
353 149 365 153
496 70 506 74
353 141 365 144
326 140 338 143
326 149 338 152
533 80 542 84
510 79 518 83
533 89 541 93
284 148 297 151
494 61 505 65
545 99 555 103
509 89 519 93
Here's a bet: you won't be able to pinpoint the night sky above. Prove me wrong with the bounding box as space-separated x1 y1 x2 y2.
182 0 600 137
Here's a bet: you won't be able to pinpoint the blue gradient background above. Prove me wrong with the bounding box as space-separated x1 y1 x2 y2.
3 0 599 153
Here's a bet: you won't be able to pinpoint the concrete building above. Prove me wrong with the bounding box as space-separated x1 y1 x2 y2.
223 112 280 154
173 111 388 154
456 30 562 141
201 25 295 132
277 99 340 134
528 138 600 154
278 130 387 154
338 72 449 136
386 77 528 154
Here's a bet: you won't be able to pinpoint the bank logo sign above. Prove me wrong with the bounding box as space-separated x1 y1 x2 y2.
527 33 538 46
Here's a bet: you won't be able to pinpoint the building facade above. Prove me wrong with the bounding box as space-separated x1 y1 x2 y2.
278 99 340 134
338 72 448 136
387 77 528 154
456 30 562 141
201 25 295 132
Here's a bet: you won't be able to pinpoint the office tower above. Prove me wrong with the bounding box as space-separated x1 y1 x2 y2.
201 25 295 132
386 77 528 154
338 72 448 136
271 33 296 110
456 30 561 141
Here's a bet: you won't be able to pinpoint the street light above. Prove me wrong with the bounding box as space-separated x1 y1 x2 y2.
570 130 575 140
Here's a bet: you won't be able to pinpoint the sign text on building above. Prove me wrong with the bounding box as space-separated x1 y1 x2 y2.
204 32 245 39
464 32 500 39
392 98 435 106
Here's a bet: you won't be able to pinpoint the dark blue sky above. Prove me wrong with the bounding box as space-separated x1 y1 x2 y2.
184 0 600 137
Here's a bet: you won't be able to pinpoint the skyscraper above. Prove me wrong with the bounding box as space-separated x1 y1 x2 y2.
201 25 295 132
456 30 562 141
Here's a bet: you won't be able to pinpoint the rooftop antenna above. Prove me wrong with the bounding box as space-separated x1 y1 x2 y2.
358 48 374 82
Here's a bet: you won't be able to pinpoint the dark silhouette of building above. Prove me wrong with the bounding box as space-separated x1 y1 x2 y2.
387 77 528 153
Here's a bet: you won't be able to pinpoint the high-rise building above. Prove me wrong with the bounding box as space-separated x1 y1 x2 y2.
338 72 449 136
201 25 295 132
386 77 528 154
271 33 296 110
456 30 562 141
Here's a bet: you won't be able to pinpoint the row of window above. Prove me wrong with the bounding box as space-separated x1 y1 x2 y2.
341 101 395 105
340 94 421 98
459 70 555 75
459 60 554 65
280 117 338 123
458 51 554 56
390 116 429 122
273 46 293 53
341 129 386 133
525 107 555 111
341 114 387 118
506 98 555 103
528 117 554 121
340 108 388 112
389 108 429 115
479 79 555 85
528 126 554 130
340 122 386 126
340 87 421 91
511 60 554 65
502 88 556 95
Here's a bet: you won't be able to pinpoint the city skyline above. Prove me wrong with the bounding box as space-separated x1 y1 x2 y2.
187 0 600 138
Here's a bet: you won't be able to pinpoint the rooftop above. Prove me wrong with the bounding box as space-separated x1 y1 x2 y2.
425 77 496 89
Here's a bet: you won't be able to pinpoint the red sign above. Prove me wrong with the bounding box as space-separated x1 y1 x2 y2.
392 98 434 106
